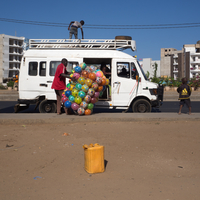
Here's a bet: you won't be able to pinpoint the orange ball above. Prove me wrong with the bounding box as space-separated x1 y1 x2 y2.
88 72 96 81
84 109 92 115
81 70 88 78
100 77 106 86
96 86 103 92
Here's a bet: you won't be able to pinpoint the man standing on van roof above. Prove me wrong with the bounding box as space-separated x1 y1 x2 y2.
68 20 84 39
51 58 72 115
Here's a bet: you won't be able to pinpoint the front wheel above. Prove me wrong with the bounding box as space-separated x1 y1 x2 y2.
132 99 151 113
39 100 56 113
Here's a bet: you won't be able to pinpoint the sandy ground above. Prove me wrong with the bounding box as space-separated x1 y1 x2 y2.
0 120 200 200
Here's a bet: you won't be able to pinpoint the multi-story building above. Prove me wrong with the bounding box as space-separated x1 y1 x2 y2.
139 58 160 78
0 34 24 83
184 41 200 78
160 48 177 78
160 41 200 80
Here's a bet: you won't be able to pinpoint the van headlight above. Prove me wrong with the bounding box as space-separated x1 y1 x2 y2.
149 88 158 95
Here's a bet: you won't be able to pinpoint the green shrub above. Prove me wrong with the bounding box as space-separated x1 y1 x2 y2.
7 81 14 88
151 76 183 87
151 77 160 84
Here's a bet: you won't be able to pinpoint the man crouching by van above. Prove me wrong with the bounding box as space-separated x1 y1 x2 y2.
51 58 73 115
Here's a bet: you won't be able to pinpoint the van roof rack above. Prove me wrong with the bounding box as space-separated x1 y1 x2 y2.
29 39 136 51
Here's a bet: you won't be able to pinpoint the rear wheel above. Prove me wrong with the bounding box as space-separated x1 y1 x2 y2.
39 100 56 113
132 99 151 113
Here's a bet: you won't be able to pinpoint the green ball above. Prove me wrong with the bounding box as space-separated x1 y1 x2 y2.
87 103 94 110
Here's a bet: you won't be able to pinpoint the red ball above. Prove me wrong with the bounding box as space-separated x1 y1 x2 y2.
90 97 97 104
62 96 68 104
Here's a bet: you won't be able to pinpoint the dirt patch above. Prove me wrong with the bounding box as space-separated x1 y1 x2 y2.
0 120 200 200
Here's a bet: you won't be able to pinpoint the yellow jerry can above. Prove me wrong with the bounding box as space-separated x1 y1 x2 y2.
83 143 105 174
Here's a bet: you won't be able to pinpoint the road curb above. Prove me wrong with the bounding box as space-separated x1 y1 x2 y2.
0 113 200 125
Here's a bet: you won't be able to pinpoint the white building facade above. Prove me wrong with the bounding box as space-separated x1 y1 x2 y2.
184 43 200 78
139 58 160 79
160 41 200 80
0 34 24 83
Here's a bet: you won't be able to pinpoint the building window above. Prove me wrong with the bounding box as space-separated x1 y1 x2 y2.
9 63 13 69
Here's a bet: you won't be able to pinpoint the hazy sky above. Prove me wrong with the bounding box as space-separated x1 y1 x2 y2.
1 0 200 60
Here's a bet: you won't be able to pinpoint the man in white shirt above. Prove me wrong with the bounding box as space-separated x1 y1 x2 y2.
68 20 84 39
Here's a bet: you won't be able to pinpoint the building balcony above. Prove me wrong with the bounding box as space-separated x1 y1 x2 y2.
190 52 200 56
9 66 19 69
9 44 23 48
190 68 200 73
190 61 200 64
9 52 23 56
9 68 20 71
9 60 21 63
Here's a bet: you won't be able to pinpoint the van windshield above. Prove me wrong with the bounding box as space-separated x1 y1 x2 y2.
137 61 148 80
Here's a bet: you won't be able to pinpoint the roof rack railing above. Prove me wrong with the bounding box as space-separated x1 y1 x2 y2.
29 39 136 51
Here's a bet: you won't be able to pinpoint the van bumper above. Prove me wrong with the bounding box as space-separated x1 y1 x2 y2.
14 96 46 113
157 84 164 102
151 84 164 107
14 99 38 113
151 99 163 107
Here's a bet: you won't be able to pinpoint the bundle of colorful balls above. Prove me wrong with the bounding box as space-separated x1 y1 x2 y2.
61 63 109 115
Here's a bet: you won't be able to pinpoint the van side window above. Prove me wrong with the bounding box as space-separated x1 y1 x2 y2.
50 61 78 76
117 63 130 78
131 62 138 80
67 62 78 72
39 62 46 76
29 62 38 76
50 61 61 76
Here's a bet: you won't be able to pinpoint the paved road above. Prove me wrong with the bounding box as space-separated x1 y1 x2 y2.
0 89 200 101
1 101 200 113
